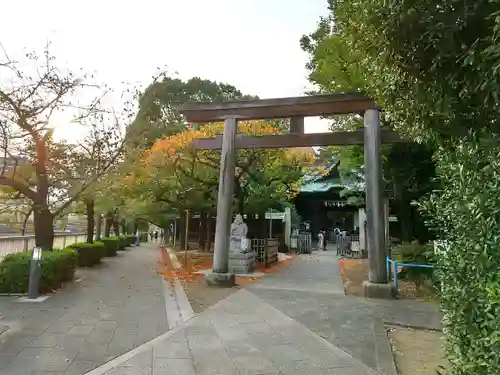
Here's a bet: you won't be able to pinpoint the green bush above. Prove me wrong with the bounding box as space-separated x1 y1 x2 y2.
394 241 435 290
0 249 78 294
126 235 136 246
68 242 105 267
100 237 119 257
117 235 128 250
420 137 500 373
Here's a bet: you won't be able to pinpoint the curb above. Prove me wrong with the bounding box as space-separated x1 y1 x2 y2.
162 247 195 329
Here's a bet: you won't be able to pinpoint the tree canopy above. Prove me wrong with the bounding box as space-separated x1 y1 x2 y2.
0 46 129 249
127 75 258 149
302 0 500 372
120 119 315 225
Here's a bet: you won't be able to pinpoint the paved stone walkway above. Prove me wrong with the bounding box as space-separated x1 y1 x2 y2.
0 243 168 375
86 289 380 375
248 251 442 374
86 250 442 375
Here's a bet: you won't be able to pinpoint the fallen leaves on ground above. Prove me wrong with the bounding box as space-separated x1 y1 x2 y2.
160 249 297 289
340 257 437 300
160 248 205 288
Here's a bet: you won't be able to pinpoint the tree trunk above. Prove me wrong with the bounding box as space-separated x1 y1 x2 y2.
257 212 266 238
199 211 207 251
104 212 113 237
179 209 188 250
112 220 120 236
33 205 54 251
237 197 244 215
86 199 95 243
22 209 32 236
120 219 127 234
206 214 212 252
95 214 102 241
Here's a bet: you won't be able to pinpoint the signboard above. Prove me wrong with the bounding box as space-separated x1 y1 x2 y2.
324 200 346 208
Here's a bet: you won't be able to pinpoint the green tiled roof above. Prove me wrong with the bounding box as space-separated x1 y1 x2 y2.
300 180 346 193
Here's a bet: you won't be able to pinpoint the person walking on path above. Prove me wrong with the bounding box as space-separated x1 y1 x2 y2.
318 230 325 251
135 229 140 246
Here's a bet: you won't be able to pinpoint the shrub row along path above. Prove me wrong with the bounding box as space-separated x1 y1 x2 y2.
0 242 168 375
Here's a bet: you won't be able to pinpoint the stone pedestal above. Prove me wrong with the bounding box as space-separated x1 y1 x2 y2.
228 235 256 274
362 281 395 299
206 272 236 287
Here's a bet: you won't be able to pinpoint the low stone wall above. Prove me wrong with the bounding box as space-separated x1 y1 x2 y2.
0 233 86 260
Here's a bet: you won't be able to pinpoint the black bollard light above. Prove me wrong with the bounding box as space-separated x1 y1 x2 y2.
28 247 42 300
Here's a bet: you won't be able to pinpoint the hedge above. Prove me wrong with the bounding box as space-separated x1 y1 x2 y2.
117 235 128 250
126 235 136 246
0 249 78 294
68 241 105 267
100 237 119 257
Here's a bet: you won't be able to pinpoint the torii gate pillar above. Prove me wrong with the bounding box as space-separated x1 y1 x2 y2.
206 117 237 286
363 109 394 298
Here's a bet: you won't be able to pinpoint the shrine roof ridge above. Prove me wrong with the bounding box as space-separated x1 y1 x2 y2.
178 93 378 122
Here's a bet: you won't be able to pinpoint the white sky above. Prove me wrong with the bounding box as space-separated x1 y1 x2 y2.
0 0 331 141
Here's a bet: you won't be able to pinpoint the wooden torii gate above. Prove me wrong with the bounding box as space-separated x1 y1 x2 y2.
180 93 402 298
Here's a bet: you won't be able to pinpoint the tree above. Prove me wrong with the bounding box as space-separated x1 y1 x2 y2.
148 120 314 211
127 74 258 149
303 0 500 372
0 46 129 250
301 25 436 242
71 123 125 243
118 120 314 249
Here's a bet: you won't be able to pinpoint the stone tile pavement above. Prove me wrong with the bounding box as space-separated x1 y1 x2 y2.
0 243 168 375
248 250 442 375
87 289 380 375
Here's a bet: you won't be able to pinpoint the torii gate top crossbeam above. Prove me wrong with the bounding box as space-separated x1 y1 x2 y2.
179 93 377 122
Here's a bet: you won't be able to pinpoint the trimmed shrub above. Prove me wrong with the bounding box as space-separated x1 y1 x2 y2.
101 237 119 257
117 235 128 250
68 242 105 267
126 235 136 246
0 249 78 294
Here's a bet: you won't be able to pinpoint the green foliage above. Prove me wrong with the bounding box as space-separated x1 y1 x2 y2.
100 237 119 257
68 242 105 267
125 235 136 246
395 241 435 288
419 136 500 373
117 235 129 250
301 10 436 243
0 249 77 293
128 75 258 149
303 1 500 372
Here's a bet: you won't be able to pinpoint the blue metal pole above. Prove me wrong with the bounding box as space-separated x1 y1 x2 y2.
393 261 399 293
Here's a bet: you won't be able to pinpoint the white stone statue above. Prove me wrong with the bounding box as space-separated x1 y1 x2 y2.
230 214 248 237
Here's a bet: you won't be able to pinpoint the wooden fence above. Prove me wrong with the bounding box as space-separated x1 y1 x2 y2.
251 238 279 267
0 233 87 260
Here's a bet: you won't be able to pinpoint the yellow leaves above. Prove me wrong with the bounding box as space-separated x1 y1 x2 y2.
150 120 280 155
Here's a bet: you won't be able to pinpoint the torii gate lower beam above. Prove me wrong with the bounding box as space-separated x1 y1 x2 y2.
180 94 397 298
